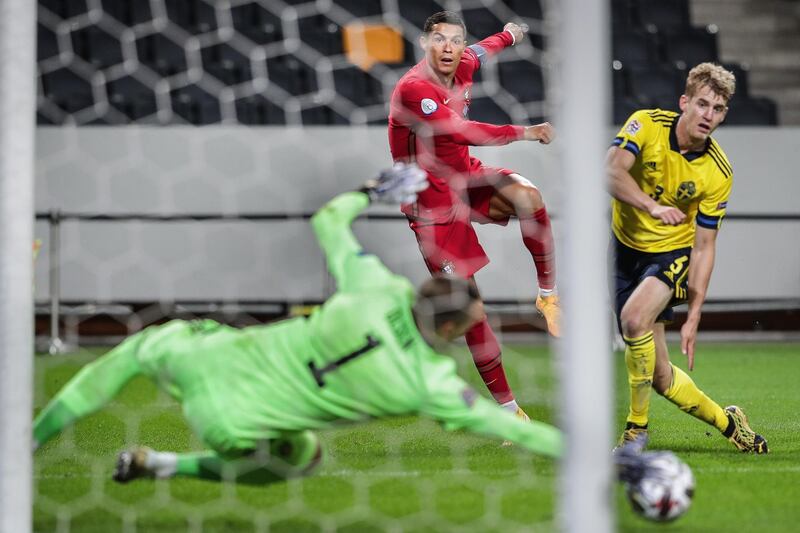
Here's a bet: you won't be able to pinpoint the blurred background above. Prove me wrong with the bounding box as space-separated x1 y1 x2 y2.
32 0 799 349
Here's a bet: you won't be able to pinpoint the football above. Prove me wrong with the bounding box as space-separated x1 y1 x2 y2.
625 451 695 522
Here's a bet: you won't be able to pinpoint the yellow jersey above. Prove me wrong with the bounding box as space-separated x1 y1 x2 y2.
611 109 733 253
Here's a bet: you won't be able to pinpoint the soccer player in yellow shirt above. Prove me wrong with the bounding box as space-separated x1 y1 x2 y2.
606 63 767 454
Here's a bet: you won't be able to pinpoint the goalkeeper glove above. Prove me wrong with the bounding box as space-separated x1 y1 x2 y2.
361 162 428 204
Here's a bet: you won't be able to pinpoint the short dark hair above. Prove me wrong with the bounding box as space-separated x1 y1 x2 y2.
415 275 480 331
423 11 466 35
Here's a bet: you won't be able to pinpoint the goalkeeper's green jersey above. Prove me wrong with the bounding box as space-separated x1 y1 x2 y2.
139 192 560 457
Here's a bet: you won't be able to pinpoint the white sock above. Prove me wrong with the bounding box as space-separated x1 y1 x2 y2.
501 399 519 413
144 450 178 478
538 287 556 298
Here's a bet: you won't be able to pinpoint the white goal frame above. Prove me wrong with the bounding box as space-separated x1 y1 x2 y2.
552 1 614 532
0 0 36 532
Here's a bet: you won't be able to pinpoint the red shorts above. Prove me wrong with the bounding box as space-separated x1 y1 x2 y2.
407 159 516 278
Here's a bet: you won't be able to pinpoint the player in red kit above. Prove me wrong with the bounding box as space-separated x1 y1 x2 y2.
388 11 561 424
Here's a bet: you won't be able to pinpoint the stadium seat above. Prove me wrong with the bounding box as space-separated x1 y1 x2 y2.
342 24 405 70
38 23 59 62
461 8 505 43
612 29 662 70
169 84 221 124
611 0 635 34
39 0 88 19
333 67 384 107
301 105 349 125
266 54 318 95
71 26 124 70
333 0 383 18
468 97 512 124
235 95 286 125
101 0 152 26
106 76 158 121
628 65 685 112
397 0 445 30
498 0 544 20
633 0 691 34
230 3 283 45
663 27 719 69
498 60 545 102
724 96 778 125
201 43 253 86
723 63 751 99
297 14 344 56
613 95 651 124
136 34 188 77
612 65 629 97
37 111 56 125
164 0 217 34
40 67 94 114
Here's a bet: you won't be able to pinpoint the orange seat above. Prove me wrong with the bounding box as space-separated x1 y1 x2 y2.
342 23 404 70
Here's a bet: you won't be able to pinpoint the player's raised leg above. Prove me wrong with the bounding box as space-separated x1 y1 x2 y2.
33 331 146 450
651 325 768 453
487 173 560 337
114 431 323 484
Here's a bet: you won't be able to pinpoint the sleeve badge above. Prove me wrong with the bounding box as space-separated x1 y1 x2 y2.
421 98 438 115
624 119 642 135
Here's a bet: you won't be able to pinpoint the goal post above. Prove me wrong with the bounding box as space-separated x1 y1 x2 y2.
552 0 614 531
0 0 37 531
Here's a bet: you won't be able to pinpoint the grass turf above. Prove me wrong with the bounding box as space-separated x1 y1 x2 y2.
33 342 800 532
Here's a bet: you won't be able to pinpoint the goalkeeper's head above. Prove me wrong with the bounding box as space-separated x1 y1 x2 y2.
413 275 483 344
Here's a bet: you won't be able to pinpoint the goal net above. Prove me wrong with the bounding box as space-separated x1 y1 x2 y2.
24 1 612 531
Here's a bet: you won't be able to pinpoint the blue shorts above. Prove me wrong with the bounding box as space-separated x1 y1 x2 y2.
612 237 692 332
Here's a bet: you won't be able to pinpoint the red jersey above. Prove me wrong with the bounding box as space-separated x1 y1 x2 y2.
388 31 524 221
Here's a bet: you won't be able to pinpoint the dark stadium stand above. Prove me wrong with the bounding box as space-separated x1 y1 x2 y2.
231 4 284 46
634 0 691 33
201 43 253 86
235 95 286 125
164 0 217 34
135 34 187 77
71 26 124 70
40 67 94 115
35 0 779 125
101 0 152 26
297 14 344 56
169 84 220 124
611 0 778 124
106 76 158 122
499 60 546 103
37 23 59 62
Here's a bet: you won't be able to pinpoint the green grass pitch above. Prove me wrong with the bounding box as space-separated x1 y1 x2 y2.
33 342 800 532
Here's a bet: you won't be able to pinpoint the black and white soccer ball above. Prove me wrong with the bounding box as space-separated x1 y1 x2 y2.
624 451 695 522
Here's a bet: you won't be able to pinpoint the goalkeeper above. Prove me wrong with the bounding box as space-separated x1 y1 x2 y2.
33 163 562 485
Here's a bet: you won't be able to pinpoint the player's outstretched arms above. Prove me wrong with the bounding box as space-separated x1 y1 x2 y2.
311 163 428 288
523 122 555 144
606 146 686 225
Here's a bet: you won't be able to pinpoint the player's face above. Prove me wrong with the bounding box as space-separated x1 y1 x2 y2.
679 85 728 141
421 23 466 78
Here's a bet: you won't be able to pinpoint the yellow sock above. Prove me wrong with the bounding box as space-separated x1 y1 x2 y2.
663 363 729 432
624 332 656 427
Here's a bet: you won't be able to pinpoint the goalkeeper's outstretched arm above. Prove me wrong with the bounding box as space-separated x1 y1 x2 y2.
419 358 563 458
310 163 428 291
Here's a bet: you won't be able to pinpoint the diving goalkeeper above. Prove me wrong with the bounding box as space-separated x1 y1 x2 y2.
33 163 562 484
